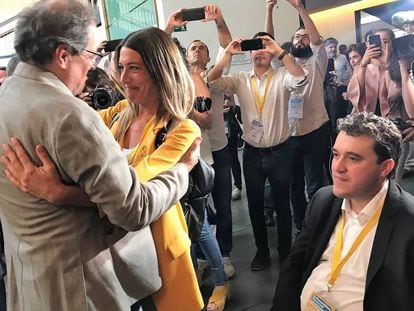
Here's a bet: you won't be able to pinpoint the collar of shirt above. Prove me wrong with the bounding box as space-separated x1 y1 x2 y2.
341 180 389 225
249 67 275 81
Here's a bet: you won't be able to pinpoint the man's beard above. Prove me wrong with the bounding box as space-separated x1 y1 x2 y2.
291 45 313 58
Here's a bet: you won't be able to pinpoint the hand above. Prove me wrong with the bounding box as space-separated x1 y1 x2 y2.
224 37 244 56
342 92 349 101
78 92 93 107
402 121 414 142
203 4 222 22
360 43 381 66
287 0 303 8
1 138 63 201
260 35 282 56
179 137 202 171
166 9 187 29
97 41 108 54
266 0 277 9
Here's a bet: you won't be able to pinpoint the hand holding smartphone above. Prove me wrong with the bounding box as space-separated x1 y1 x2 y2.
368 35 381 48
368 34 382 56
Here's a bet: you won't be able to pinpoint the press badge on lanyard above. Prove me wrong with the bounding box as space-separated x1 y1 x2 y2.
305 292 336 311
247 118 264 144
288 93 304 119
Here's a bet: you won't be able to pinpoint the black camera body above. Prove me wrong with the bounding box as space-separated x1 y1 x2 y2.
90 86 116 110
194 97 212 112
393 34 414 59
391 118 411 132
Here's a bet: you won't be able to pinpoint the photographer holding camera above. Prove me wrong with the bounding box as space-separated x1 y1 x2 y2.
79 67 120 110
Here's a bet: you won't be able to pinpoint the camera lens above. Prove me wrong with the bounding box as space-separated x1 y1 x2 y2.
91 87 115 110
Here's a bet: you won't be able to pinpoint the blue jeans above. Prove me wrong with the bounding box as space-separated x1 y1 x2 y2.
289 123 329 229
211 145 232 256
191 211 227 285
0 256 5 311
243 142 293 261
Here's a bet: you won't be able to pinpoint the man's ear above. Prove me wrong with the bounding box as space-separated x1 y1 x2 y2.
380 158 395 178
54 44 73 69
207 56 210 64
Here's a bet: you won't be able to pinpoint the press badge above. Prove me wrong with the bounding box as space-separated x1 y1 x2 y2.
305 292 336 311
247 119 264 144
288 94 304 119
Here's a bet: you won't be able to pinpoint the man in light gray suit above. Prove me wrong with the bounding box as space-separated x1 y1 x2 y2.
0 1 199 310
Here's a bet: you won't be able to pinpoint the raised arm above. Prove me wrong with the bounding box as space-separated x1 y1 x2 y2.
263 35 305 76
164 9 186 36
207 38 243 82
287 0 322 46
400 58 414 118
204 4 232 48
264 0 277 38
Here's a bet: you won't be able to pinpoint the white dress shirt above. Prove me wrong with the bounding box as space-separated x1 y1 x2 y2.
211 66 308 148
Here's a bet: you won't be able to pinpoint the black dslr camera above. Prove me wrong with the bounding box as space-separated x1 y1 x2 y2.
194 97 212 112
90 84 116 110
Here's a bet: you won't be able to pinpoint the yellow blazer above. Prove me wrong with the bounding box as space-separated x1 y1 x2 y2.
100 100 203 311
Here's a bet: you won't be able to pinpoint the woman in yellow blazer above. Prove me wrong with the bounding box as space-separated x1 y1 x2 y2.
2 27 204 311
100 101 202 310
93 27 203 311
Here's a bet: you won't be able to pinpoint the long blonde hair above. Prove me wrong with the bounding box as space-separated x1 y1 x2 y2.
112 27 195 141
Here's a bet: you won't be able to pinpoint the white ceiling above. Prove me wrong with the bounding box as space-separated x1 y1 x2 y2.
0 0 38 25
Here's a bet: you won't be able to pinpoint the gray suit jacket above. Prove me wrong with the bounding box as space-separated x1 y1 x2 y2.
0 63 189 311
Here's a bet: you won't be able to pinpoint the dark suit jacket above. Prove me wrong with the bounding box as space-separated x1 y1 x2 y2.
272 183 414 311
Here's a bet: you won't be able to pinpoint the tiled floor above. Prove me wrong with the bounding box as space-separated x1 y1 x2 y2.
199 152 414 311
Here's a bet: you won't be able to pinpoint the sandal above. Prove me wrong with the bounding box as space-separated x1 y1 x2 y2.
207 283 231 311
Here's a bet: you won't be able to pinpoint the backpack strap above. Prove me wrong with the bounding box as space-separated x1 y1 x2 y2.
154 119 173 149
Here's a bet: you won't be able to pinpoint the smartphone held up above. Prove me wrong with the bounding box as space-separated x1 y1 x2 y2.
181 7 205 21
240 39 263 51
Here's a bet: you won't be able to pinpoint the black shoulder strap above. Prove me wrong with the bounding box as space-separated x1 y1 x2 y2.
154 119 173 149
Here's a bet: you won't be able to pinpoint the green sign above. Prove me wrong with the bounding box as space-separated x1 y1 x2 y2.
104 0 157 39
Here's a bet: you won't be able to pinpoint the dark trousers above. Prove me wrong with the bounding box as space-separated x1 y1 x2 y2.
131 296 157 311
0 257 5 311
289 123 330 229
227 134 242 189
0 223 5 311
211 145 233 256
243 142 292 260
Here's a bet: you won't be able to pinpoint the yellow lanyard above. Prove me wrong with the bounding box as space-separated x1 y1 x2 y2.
328 203 384 289
250 71 274 114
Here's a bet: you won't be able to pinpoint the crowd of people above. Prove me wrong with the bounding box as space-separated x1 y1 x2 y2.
0 0 414 310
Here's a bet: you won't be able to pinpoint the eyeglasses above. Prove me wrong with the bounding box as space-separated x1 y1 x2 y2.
294 34 310 40
82 49 104 65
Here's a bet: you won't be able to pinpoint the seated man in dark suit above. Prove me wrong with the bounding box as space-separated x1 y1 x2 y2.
272 112 414 311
